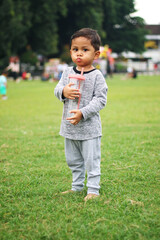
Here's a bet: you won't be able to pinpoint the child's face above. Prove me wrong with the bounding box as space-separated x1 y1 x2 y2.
70 37 100 71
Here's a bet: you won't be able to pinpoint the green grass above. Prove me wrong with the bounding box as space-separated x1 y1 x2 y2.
0 74 160 240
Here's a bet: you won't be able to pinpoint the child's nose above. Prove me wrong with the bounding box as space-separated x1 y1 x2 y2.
77 50 82 56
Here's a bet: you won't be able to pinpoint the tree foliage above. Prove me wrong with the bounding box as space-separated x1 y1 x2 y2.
0 0 31 66
0 0 147 66
101 0 147 53
28 0 67 56
57 0 103 50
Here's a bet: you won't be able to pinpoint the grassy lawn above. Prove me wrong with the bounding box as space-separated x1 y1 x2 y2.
0 74 160 240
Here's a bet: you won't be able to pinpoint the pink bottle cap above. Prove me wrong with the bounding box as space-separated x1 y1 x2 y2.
68 74 85 80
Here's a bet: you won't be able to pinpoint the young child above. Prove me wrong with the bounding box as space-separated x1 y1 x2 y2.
0 71 8 100
54 28 108 201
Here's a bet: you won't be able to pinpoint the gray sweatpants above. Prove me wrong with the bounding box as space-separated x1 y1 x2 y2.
65 137 101 195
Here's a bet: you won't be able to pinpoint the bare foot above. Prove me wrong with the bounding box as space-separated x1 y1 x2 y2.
84 193 99 201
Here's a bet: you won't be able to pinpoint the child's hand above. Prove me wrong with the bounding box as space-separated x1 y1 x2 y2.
63 83 80 99
66 110 83 125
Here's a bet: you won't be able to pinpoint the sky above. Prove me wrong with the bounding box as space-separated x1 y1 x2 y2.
133 0 160 24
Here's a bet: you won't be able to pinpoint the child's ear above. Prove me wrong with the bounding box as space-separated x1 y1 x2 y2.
94 51 100 60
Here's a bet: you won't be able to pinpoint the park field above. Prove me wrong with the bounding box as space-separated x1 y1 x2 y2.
0 74 160 240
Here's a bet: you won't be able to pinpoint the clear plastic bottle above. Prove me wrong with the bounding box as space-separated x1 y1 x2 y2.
66 73 85 118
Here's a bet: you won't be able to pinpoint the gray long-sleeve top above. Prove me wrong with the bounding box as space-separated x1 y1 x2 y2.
54 66 108 140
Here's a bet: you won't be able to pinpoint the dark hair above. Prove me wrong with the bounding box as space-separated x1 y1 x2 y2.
1 69 8 75
70 28 101 51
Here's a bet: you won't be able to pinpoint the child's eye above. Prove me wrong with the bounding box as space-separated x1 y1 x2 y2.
83 49 88 52
73 48 78 51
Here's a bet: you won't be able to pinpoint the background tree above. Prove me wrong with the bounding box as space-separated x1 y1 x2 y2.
27 0 67 56
0 0 147 68
0 0 67 67
0 0 31 67
57 0 104 52
101 0 148 53
57 0 147 58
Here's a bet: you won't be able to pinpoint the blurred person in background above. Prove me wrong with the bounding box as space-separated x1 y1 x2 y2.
127 67 137 79
0 70 8 100
6 59 20 82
